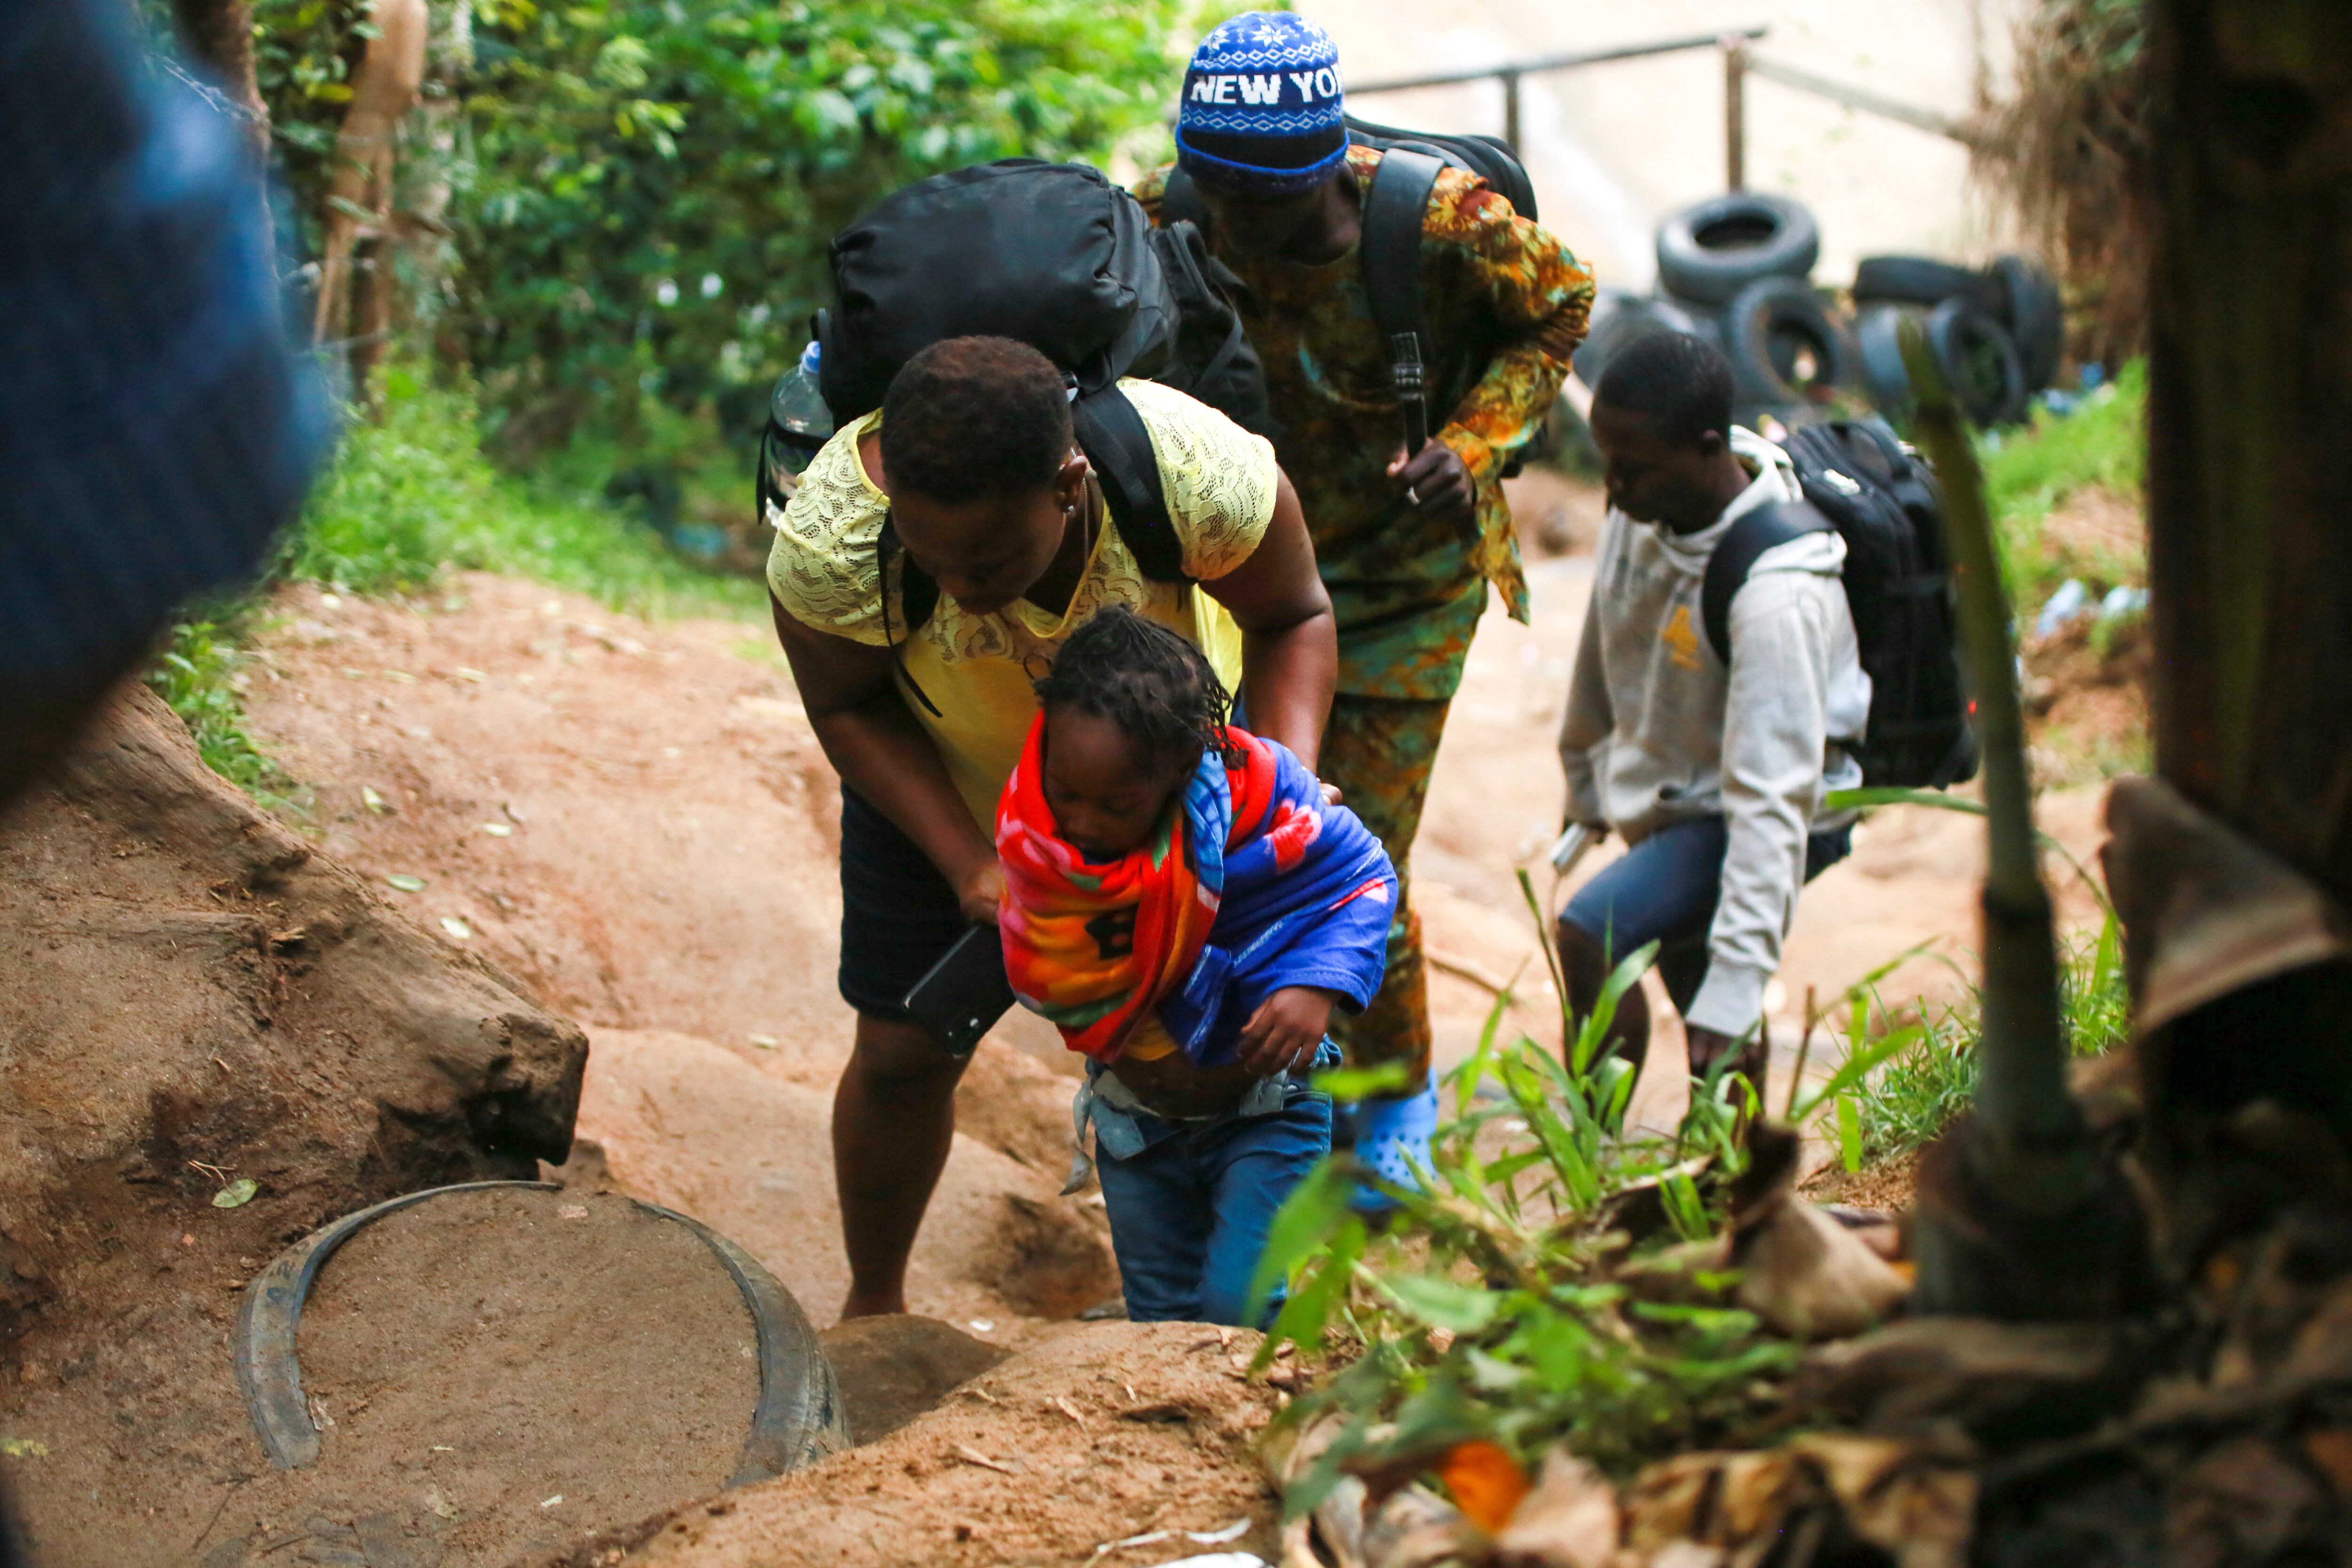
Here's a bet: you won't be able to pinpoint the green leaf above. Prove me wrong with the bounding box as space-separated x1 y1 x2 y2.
1792 1021 1925 1124
1378 1274 1500 1334
213 1178 260 1209
1244 1158 1356 1332
385 873 426 892
1836 1094 1864 1173
1311 1061 1413 1103
1824 786 1986 816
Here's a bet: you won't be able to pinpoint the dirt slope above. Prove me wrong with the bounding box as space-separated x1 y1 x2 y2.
0 687 587 1567
572 1030 1113 1340
591 1322 1285 1568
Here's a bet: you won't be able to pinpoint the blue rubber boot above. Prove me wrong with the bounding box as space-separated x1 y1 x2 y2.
1348 1078 1439 1212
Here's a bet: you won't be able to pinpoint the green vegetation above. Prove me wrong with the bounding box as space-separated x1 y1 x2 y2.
223 0 1222 471
1979 359 2148 607
1249 882 1929 1506
144 615 300 812
1255 975 1786 1504
1841 913 2128 1163
150 371 762 804
290 369 762 618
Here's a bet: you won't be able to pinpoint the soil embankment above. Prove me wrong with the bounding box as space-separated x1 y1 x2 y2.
0 688 587 1565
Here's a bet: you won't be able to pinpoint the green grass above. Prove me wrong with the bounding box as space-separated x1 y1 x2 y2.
1978 359 2148 608
287 367 764 619
1842 913 2129 1163
143 613 301 812
152 368 766 803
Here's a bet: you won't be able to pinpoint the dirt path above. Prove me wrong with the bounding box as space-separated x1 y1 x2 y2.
239 576 1109 1352
242 511 2111 1185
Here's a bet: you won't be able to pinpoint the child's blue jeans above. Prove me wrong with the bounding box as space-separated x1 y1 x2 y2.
1092 1077 1333 1327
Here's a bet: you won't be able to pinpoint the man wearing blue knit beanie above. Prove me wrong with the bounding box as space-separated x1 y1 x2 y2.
1138 11 1595 1206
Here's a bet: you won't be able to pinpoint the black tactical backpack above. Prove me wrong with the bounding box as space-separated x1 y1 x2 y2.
1698 419 1979 790
807 158 1271 634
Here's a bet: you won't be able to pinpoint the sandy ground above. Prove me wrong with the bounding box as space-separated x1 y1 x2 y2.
1302 0 2033 290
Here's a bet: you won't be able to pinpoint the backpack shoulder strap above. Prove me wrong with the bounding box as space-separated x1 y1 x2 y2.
1359 147 1441 353
1160 167 1208 231
1699 500 1834 665
1069 385 1186 582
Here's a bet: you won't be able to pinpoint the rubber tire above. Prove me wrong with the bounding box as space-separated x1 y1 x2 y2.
1991 254 2064 392
1852 303 1921 416
1720 276 1861 413
1925 297 2028 427
1572 287 1710 388
1654 193 1821 306
1852 254 2002 314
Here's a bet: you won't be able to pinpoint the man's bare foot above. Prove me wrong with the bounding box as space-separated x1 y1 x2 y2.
839 1289 907 1320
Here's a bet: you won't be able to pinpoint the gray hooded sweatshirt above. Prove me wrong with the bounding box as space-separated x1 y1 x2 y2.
1558 427 1871 1038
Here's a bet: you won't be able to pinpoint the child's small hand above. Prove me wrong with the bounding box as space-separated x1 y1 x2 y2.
1238 986 1338 1078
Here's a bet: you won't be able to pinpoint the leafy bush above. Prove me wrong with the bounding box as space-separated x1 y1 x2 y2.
1252 963 1792 1508
1246 883 1931 1508
452 0 1223 452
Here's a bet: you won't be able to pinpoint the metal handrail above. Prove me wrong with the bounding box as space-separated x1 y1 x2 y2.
1346 24 1978 189
1345 26 1771 97
1348 26 1770 154
1743 51 1980 146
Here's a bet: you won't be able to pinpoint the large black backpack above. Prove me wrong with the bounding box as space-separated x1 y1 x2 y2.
1160 117 1539 472
1698 419 1979 790
807 158 1271 632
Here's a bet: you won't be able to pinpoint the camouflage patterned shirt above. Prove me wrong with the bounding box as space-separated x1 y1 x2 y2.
1137 147 1595 698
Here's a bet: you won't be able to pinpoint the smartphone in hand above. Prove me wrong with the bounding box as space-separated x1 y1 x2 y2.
901 924 1017 1059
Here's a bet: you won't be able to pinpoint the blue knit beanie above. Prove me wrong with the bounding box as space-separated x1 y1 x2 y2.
1176 12 1349 197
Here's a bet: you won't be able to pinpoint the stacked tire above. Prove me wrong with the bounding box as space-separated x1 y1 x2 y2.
1849 253 2063 426
1570 191 2063 431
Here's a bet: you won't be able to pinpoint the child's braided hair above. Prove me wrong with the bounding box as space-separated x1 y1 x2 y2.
1034 606 1240 776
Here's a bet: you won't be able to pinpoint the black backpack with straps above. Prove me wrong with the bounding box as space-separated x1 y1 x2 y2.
1160 117 1540 474
1698 419 1978 790
810 158 1272 638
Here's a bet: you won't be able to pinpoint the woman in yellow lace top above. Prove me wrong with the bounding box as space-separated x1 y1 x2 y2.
765 335 1335 1320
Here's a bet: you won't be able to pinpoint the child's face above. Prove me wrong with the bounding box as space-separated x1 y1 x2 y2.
1041 706 1187 861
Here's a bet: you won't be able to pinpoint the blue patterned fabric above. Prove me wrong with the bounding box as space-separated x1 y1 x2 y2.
1176 11 1349 196
1158 738 1396 1069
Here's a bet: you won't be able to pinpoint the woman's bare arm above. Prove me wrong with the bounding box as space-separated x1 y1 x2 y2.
770 595 1001 921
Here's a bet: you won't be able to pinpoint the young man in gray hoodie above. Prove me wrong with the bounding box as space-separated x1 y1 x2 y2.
1557 333 1870 1089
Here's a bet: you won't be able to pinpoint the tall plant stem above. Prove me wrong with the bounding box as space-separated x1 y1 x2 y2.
1899 325 2080 1169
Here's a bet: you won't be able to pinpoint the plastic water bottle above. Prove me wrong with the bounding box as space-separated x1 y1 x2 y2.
760 341 833 516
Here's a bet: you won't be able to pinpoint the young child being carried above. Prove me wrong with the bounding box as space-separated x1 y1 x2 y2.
997 608 1397 1326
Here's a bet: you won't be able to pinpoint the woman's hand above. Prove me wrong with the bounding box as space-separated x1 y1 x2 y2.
954 858 1006 925
1237 986 1339 1078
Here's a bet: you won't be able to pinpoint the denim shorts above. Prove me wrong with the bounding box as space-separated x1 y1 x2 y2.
1560 815 1851 1013
835 786 972 1020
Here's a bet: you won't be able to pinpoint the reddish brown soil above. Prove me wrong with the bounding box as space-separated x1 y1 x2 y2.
0 690 587 1567
594 1322 1286 1568
203 1186 758 1567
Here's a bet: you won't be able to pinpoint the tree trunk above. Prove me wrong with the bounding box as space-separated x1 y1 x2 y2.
2146 1 2352 901
311 0 429 368
170 0 270 158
